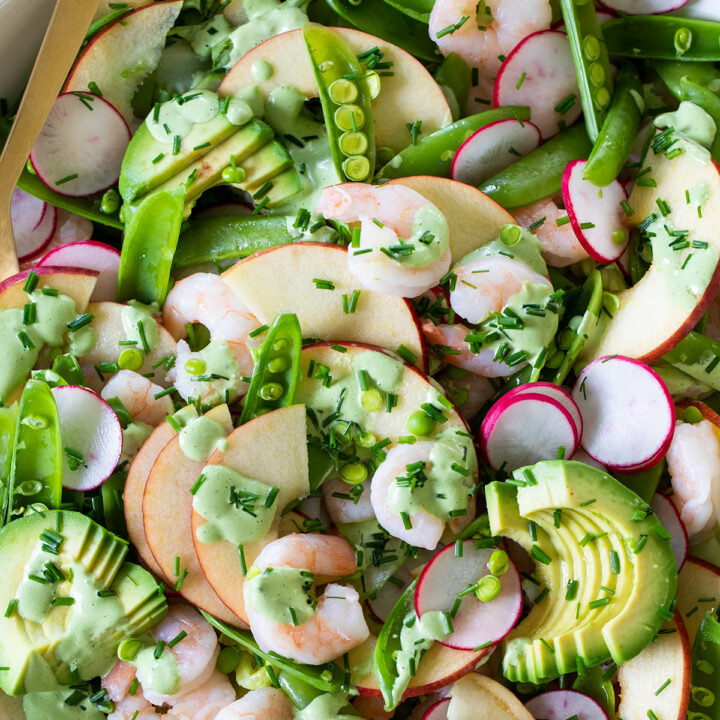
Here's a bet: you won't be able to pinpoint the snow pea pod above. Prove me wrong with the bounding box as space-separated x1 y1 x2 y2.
560 0 614 142
479 123 592 209
572 666 615 719
663 331 720 392
583 62 643 187
239 313 302 424
117 187 186 306
0 405 17 514
603 16 720 61
654 59 720 98
377 106 531 181
679 79 720 160
173 215 293 268
378 0 433 23
689 611 720 720
52 353 86 387
278 672 360 716
435 54 471 121
2 379 62 526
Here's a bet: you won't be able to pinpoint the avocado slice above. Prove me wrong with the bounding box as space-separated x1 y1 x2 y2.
0 510 166 695
487 460 677 684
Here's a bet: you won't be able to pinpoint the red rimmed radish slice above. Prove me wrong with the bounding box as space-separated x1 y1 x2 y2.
30 92 131 198
422 698 450 720
502 381 582 440
38 241 120 302
572 356 675 471
415 540 522 651
51 385 123 490
652 493 689 570
525 690 609 720
494 31 580 139
562 160 630 264
480 393 579 471
11 189 56 261
451 119 541 187
598 0 688 14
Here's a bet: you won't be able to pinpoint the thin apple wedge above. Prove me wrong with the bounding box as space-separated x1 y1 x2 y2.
192 405 309 624
387 177 516 262
0 267 97 312
218 27 451 152
581 145 720 363
675 556 720 643
446 672 534 720
222 243 426 369
617 612 691 720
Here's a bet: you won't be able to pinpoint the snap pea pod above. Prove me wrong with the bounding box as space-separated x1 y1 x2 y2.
689 611 720 720
376 107 531 181
239 313 302 424
583 62 643 187
52 353 86 386
679 79 720 160
663 331 720 392
560 0 614 143
434 54 471 121
378 0 433 23
0 405 17 511
479 124 592 209
278 672 360 716
654 59 720 99
101 471 127 539
2 380 62 526
304 24 376 183
173 215 293 268
572 666 615 719
603 16 720 61
117 187 186 306
199 610 345 692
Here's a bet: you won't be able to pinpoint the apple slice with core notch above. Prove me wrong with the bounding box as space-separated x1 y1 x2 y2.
222 243 426 370
0 267 97 313
616 612 691 720
675 556 720 644
447 672 535 720
192 405 309 624
652 493 689 570
525 690 608 720
219 27 451 153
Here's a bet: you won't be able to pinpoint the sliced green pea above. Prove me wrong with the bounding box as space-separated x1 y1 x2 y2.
340 462 368 484
328 78 358 104
185 358 207 376
259 382 284 401
407 410 435 436
339 131 369 156
474 575 501 602
334 104 365 132
342 156 371 181
361 388 384 412
119 348 144 371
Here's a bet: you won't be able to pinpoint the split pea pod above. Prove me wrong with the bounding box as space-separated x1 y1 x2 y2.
689 611 720 720
304 24 376 182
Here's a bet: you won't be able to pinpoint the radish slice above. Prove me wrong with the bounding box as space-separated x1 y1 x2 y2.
30 92 131 198
415 540 522 651
494 31 581 139
422 698 450 720
11 189 56 260
480 393 579 471
572 356 675 471
451 119 542 187
598 0 688 14
652 493 688 570
525 690 609 720
51 385 123 490
562 160 630 263
502 382 583 441
38 241 120 301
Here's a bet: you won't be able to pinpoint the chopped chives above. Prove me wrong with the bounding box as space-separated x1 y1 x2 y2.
168 630 187 648
23 272 39 293
67 313 94 331
238 544 247 575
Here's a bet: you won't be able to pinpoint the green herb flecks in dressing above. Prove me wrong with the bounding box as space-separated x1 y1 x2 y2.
193 465 278 544
23 689 105 720
121 300 160 352
243 566 315 625
188 338 242 404
121 422 154 464
294 691 357 720
654 101 717 160
191 14 232 58
16 545 61 624
67 325 96 357
388 204 449 270
179 415 228 461
28 290 77 347
146 90 222 143
131 639 181 695
0 309 40 401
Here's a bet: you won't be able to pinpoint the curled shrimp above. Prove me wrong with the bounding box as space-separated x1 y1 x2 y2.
513 198 589 268
103 661 159 720
666 420 720 543
162 273 261 403
317 183 451 298
100 370 173 426
167 670 237 720
109 696 157 720
215 687 294 720
322 477 375 525
243 533 369 664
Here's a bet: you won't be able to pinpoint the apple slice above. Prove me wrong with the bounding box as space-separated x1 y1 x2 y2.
192 405 309 624
387 176 516 263
675 556 720 644
447 673 535 720
222 243 426 370
219 27 451 152
616 612 691 720
64 1 183 123
142 404 246 627
94 0 152 18
0 267 97 312
580 139 720 363
423 698 450 720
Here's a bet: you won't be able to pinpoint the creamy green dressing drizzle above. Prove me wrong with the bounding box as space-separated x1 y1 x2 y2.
654 101 717 159
390 204 449 270
23 689 104 720
188 338 242 403
179 415 228 461
294 691 358 720
121 422 153 463
192 465 278 544
244 566 316 625
121 300 159 351
131 638 181 695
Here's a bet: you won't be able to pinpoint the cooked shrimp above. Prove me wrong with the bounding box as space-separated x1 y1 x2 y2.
449 254 551 325
243 533 369 664
103 660 139 703
214 688 294 720
317 183 451 298
108 696 157 720
666 420 720 543
167 671 237 720
101 370 173 426
103 661 156 720
513 198 589 267
370 443 445 550
322 477 375 525
435 366 495 419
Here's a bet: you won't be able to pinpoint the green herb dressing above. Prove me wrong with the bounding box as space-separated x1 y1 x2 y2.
121 422 154 463
252 60 275 82
23 689 104 720
28 291 77 347
189 338 242 403
120 300 159 351
0 309 40 401
294 691 358 720
390 204 449 270
179 415 228 461
654 101 717 158
192 465 278 544
131 639 181 695
244 566 315 625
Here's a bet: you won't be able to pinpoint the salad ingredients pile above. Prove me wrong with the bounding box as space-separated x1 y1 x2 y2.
2 0 720 719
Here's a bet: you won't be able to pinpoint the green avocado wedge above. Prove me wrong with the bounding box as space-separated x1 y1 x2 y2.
486 460 678 684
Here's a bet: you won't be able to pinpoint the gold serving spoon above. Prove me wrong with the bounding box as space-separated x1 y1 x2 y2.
0 0 101 280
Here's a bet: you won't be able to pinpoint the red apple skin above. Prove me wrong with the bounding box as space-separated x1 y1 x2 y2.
0 266 98 295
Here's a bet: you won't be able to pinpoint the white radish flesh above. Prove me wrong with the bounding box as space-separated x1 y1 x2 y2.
572 356 675 470
451 119 541 187
598 0 687 14
494 31 581 139
30 92 130 197
480 393 579 471
525 690 609 720
562 160 630 263
51 385 123 491
422 698 450 720
11 190 56 260
415 540 522 651
652 493 689 570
